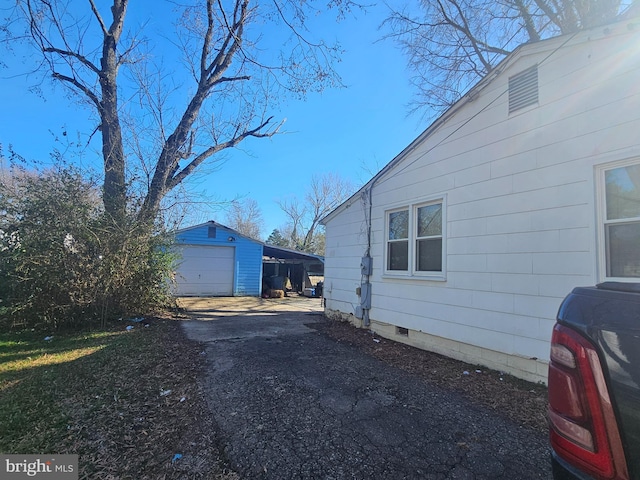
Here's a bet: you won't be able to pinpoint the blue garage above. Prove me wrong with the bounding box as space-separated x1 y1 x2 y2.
173 221 263 296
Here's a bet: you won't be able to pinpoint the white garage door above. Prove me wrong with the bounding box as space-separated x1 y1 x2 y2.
175 246 235 296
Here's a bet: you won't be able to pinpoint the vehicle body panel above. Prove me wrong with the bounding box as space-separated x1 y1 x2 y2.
555 283 640 479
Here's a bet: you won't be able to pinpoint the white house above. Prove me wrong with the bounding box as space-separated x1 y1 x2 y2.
321 15 640 383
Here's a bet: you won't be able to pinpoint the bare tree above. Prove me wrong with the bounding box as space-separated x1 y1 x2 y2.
384 0 632 115
277 172 355 253
225 198 264 240
276 197 306 249
2 0 354 227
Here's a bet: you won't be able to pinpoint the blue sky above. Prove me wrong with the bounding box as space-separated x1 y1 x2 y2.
0 2 428 238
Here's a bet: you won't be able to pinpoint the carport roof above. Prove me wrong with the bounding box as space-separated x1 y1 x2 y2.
263 244 324 263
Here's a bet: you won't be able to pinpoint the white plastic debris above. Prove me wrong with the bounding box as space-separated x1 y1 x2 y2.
373 338 380 343
126 325 134 331
130 317 144 323
180 397 186 403
463 371 470 375
44 336 53 341
475 370 482 374
160 389 172 397
63 233 78 253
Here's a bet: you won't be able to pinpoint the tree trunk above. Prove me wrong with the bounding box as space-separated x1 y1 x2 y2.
100 0 128 223
100 73 126 222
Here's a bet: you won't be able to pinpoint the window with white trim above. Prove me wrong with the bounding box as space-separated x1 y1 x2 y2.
385 199 445 278
601 162 640 279
416 203 443 272
387 209 409 270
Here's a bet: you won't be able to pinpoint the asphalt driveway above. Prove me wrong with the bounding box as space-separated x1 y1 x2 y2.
179 296 551 480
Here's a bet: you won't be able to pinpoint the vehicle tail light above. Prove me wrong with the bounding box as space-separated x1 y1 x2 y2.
548 323 629 480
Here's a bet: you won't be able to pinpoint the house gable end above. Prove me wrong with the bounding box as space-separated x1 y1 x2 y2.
322 14 640 383
323 16 640 226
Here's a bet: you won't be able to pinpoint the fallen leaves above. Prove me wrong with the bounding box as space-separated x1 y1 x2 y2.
313 319 549 433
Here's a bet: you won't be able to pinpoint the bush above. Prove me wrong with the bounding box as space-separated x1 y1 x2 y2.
0 167 176 329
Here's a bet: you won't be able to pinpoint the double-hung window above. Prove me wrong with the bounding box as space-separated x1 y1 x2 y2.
601 162 640 279
387 209 409 270
385 198 445 279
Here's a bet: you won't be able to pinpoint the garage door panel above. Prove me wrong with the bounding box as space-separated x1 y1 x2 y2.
175 246 235 296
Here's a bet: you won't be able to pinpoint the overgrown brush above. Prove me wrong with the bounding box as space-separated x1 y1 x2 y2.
0 166 176 329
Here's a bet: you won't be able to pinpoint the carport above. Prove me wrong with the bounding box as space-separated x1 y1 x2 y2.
262 245 324 296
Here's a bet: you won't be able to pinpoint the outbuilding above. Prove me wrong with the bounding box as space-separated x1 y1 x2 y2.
173 221 325 297
321 14 640 383
173 221 263 296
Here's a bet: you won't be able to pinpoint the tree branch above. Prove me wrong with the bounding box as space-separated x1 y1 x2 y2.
88 0 109 36
43 46 101 74
167 116 278 190
532 0 566 32
52 72 101 110
206 0 248 87
513 0 542 41
436 0 493 73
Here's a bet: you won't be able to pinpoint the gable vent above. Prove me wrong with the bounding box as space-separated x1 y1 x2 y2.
509 65 538 113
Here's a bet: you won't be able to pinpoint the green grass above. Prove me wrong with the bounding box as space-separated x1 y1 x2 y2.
0 329 124 453
0 320 235 479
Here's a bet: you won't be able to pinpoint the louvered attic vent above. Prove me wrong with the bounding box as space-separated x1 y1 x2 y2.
509 65 538 113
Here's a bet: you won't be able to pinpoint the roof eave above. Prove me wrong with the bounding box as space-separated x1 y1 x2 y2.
321 20 623 224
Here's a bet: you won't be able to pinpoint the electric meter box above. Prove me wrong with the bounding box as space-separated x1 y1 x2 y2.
361 256 373 276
